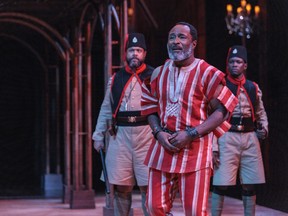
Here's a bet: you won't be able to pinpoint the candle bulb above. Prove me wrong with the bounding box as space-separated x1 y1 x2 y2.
254 5 260 17
241 0 247 8
246 4 252 14
237 7 243 15
226 4 233 14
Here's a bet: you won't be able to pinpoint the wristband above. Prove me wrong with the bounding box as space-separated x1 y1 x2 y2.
152 126 162 140
185 127 200 139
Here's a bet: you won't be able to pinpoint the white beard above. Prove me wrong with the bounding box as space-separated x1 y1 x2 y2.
168 43 193 61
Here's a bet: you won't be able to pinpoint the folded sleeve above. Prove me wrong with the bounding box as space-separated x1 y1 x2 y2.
212 85 238 137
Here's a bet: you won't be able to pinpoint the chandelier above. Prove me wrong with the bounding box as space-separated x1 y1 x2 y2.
225 0 260 44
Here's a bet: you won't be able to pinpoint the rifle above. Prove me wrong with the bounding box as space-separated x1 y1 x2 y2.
99 148 110 194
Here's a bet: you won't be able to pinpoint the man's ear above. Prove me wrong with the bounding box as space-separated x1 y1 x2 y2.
192 40 197 48
244 63 248 70
143 50 147 58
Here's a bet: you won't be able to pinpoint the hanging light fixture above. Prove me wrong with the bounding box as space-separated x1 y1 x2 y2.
225 0 260 45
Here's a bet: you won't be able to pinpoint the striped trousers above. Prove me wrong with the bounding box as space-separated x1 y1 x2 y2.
146 167 211 216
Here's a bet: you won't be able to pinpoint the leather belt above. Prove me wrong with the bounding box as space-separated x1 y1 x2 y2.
229 125 255 132
117 115 147 123
229 117 255 133
116 115 148 126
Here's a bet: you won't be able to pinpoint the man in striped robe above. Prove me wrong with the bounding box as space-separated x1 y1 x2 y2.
141 22 238 216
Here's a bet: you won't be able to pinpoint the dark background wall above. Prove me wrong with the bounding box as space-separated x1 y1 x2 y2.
259 0 288 211
0 38 44 196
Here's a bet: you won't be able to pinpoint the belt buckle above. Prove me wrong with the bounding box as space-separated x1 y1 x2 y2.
236 125 244 131
128 116 137 123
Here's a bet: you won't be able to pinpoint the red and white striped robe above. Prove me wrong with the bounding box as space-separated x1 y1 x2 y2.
141 59 238 173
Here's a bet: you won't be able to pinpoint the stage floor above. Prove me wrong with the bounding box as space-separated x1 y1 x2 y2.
0 192 287 216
